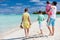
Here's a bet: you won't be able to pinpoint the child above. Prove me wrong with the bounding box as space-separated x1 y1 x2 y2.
37 11 45 35
21 8 31 38
46 1 52 22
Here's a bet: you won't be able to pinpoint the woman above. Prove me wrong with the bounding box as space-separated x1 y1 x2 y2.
21 8 31 38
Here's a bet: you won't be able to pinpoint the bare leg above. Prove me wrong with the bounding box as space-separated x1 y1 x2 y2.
40 29 43 34
39 23 43 35
48 26 52 36
38 29 43 36
27 28 29 36
24 28 29 37
52 27 54 36
47 15 50 22
24 29 27 37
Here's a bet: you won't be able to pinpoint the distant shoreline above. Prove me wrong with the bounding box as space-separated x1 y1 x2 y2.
33 11 60 14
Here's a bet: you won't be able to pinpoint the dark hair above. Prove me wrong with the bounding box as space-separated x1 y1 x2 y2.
46 1 50 4
52 1 57 6
24 8 28 12
38 11 42 14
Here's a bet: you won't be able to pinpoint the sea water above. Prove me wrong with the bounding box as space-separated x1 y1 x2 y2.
0 14 60 33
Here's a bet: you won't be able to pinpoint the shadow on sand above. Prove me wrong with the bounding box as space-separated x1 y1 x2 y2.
2 34 48 40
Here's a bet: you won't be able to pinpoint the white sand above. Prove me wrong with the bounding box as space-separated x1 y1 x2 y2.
0 18 60 40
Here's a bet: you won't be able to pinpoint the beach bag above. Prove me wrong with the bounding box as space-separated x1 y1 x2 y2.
20 23 23 29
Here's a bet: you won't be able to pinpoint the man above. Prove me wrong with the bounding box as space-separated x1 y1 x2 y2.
47 1 57 36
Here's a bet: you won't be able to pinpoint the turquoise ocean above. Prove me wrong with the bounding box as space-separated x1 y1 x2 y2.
0 14 60 33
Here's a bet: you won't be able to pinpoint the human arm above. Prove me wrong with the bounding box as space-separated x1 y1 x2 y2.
28 16 31 25
43 15 46 21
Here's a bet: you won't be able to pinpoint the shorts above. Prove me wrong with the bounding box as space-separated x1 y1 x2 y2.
47 18 55 27
39 23 42 29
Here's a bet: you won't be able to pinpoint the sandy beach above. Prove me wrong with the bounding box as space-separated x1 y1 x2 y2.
0 18 60 40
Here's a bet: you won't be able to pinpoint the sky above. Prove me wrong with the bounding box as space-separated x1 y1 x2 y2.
0 0 60 14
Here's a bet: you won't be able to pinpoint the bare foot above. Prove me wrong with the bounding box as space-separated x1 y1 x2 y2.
49 33 54 36
38 33 43 36
51 33 54 36
25 36 29 38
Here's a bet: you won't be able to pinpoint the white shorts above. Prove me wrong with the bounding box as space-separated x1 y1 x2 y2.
39 23 42 29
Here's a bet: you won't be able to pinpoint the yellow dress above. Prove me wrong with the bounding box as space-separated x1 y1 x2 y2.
22 12 30 29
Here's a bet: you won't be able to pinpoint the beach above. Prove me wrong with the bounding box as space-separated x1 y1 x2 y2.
0 0 60 40
0 18 60 40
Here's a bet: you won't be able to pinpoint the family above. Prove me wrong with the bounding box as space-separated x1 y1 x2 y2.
20 1 57 38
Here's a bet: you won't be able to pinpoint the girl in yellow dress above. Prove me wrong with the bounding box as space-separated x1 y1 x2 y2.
21 8 31 38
